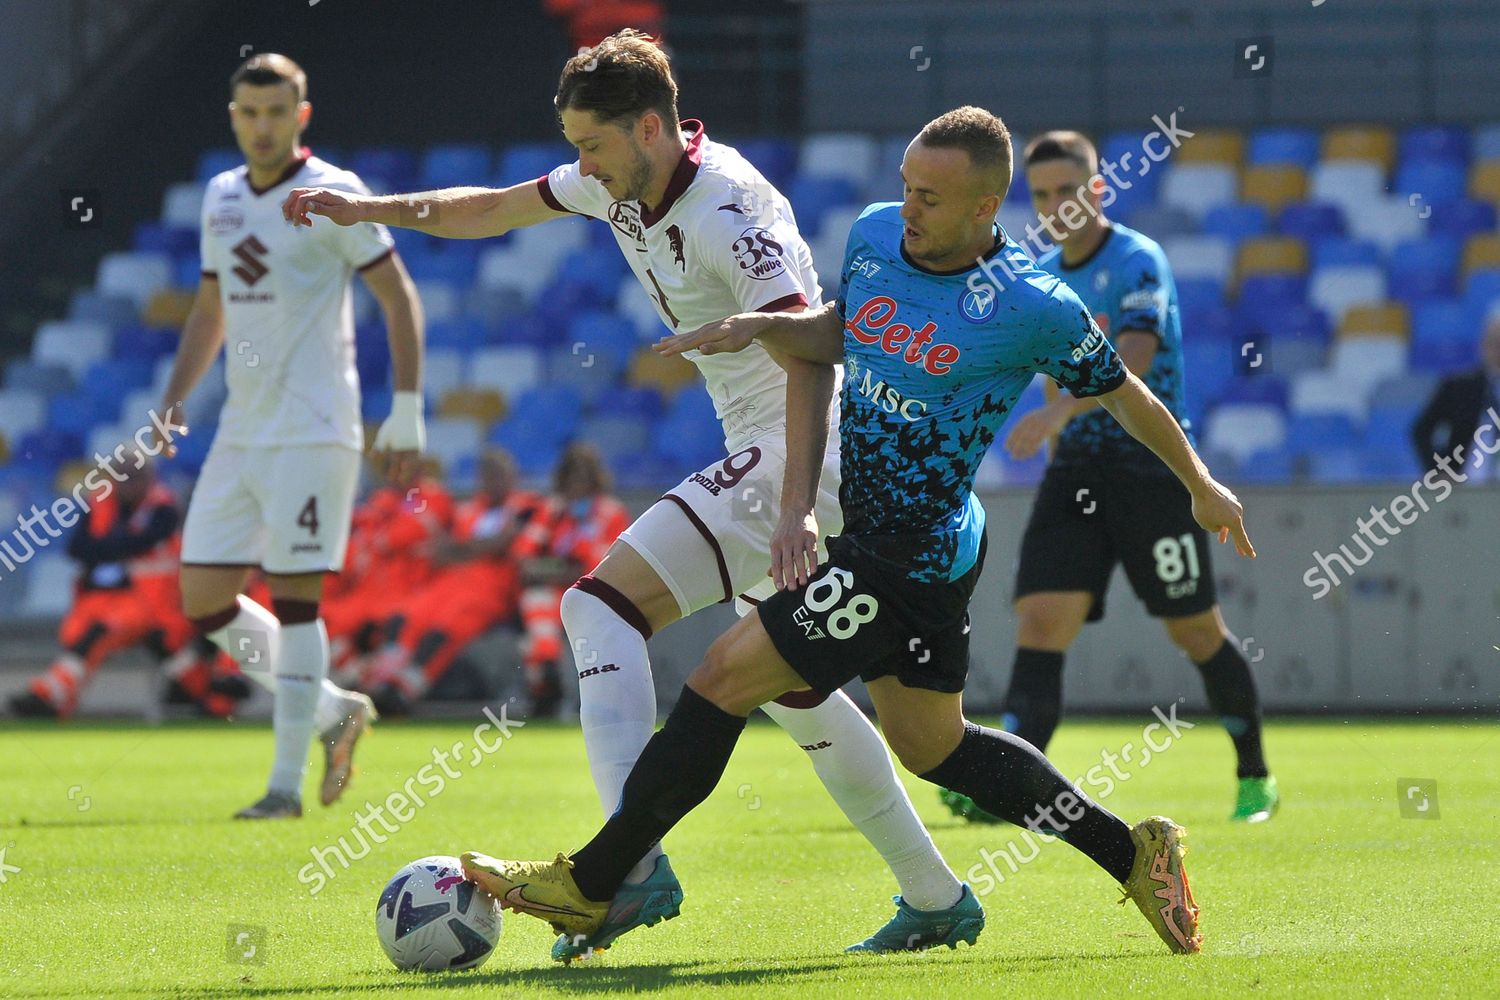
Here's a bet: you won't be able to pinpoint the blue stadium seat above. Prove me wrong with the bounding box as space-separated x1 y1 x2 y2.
402 243 480 286
608 450 683 491
489 419 564 477
1201 203 1270 245
1428 198 1498 241
1284 413 1358 457
361 385 393 424
1237 273 1306 309
567 311 641 361
1311 236 1382 270
82 359 153 398
1098 134 1164 200
3 360 72 395
1475 123 1500 162
1175 278 1227 320
108 325 176 362
419 143 494 189
68 290 138 328
508 385 582 442
666 385 720 426
1182 304 1240 343
1363 401 1423 452
425 317 489 351
495 142 576 188
132 222 197 256
1120 205 1199 240
732 138 798 190
349 147 418 191
784 175 861 236
1410 300 1477 372
196 148 241 181
652 415 724 470
170 420 214 474
1222 373 1288 408
1358 446 1421 482
1236 446 1294 484
1399 125 1469 167
1393 158 1468 208
1388 237 1461 305
492 312 554 347
544 345 624 407
1309 448 1363 483
612 386 664 420
578 414 651 456
1463 269 1500 318
12 428 82 470
1278 202 1346 243
1247 127 1321 168
173 254 202 290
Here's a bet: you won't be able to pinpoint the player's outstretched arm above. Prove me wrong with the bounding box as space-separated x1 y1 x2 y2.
282 181 565 239
361 254 426 487
764 344 836 590
655 301 844 363
1097 371 1256 557
154 276 225 457
1006 331 1159 460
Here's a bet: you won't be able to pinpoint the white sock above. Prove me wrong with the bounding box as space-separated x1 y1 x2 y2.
761 691 963 911
266 619 329 796
561 586 663 884
206 596 351 734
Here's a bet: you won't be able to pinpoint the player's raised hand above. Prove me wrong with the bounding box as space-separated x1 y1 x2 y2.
1192 478 1256 558
655 313 771 357
769 509 820 591
283 186 368 227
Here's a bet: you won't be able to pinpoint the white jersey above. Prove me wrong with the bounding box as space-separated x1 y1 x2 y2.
538 121 836 452
200 152 395 451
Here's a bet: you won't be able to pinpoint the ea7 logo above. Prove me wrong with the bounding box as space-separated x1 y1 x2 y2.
231 235 270 286
578 663 621 680
1071 323 1106 363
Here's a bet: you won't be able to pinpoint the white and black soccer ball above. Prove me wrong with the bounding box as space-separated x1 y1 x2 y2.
375 856 502 971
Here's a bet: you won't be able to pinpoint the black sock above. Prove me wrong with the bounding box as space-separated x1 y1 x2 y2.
921 722 1135 884
1194 639 1268 779
1000 648 1065 750
570 687 747 901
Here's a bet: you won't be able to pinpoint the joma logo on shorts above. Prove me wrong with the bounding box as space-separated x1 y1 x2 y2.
689 472 723 496
799 740 832 751
578 663 621 680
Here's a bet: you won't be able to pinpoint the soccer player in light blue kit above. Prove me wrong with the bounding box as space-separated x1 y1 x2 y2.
459 107 1256 958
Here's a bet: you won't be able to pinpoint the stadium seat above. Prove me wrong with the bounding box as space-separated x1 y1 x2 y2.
1474 124 1500 162
1331 335 1407 397
1399 125 1469 166
469 346 544 400
1427 198 1497 241
1236 237 1308 284
499 387 582 444
196 148 241 182
545 345 624 407
0 390 46 442
868 135 911 203
403 243 480 287
627 346 698 397
614 281 667 340
1177 129 1245 167
418 143 493 189
437 386 505 427
32 320 111 379
67 290 138 328
1200 203 1269 245
1410 300 1478 372
142 289 195 327
1175 278 1228 320
732 138 798 190
1309 447 1364 483
799 133 879 190
118 388 157 428
349 147 418 192
1461 235 1500 276
424 317 489 353
1310 236 1381 270
1467 161 1500 205
785 175 861 236
1357 446 1421 482
82 359 153 397
1309 161 1386 217
1163 236 1234 284
360 385 393 425
463 286 528 332
1204 404 1287 463
1346 195 1429 254
494 141 575 188
1364 400 1425 452
611 385 664 420
1290 370 1367 422
96 252 172 309
413 279 461 324
1463 269 1500 318
1236 446 1295 484
1240 166 1307 214
1159 164 1238 220
11 428 82 470
21 554 76 617
578 414 651 457
1310 265 1386 326
1122 204 1200 240
666 384 721 426
1388 237 1461 305
1236 276 1306 322
1247 127 1321 168
424 417 485 472
1323 126 1396 172
567 311 641 362
1394 158 1468 209
160 181 204 229
132 221 198 256
1222 372 1288 409
1338 302 1410 339
1278 201 1347 243
1283 413 1358 456
652 414 724 470
424 348 467 399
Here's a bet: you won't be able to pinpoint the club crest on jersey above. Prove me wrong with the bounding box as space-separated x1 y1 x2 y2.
666 224 686 271
958 285 996 323
731 227 786 280
1093 269 1110 291
845 295 961 375
1072 323 1107 363
608 201 646 250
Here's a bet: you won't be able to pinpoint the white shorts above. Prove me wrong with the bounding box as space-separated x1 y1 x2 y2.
617 438 844 619
181 442 360 575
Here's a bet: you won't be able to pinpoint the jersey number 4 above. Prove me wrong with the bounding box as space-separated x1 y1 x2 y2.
803 567 879 640
297 497 320 537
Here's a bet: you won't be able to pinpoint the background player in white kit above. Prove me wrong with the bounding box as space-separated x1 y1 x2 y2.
284 30 978 957
157 54 427 819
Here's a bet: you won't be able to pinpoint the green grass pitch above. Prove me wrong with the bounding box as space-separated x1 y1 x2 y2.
2 714 1497 998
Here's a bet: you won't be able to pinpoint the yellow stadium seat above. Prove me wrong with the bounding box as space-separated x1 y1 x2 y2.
0 432 9 466
1240 166 1307 213
141 289 194 328
1339 302 1410 340
1237 237 1308 282
1322 126 1396 172
1468 162 1500 206
627 346 698 395
439 387 506 426
1462 234 1500 275
1177 129 1245 167
54 459 95 496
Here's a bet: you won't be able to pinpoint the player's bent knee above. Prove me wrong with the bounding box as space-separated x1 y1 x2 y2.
687 617 797 716
1164 614 1226 662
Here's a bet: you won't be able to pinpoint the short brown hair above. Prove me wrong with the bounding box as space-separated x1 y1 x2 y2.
555 29 679 130
230 53 307 103
555 441 613 496
917 106 1013 197
1024 130 1099 175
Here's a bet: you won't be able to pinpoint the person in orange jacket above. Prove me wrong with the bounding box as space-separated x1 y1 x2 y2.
8 459 241 718
518 441 631 717
362 448 548 714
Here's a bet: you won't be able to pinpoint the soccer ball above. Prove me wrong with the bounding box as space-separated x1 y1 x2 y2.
375 856 502 971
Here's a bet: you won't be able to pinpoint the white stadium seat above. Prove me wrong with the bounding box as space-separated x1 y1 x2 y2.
469 346 544 400
1163 235 1236 284
160 181 205 229
96 251 172 309
1330 335 1407 398
1291 370 1368 422
1159 164 1237 220
800 133 879 189
0 389 47 440
1308 265 1387 326
32 320 110 379
1204 403 1287 463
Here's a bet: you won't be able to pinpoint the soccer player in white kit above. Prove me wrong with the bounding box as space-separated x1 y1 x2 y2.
283 31 976 957
157 54 427 819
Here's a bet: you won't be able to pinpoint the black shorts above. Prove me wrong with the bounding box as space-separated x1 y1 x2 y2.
759 532 986 695
1014 467 1216 621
